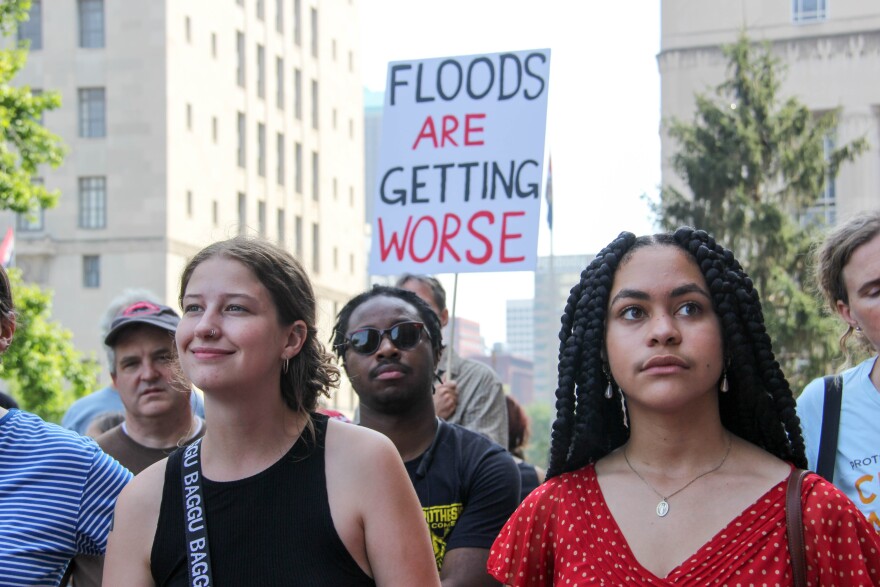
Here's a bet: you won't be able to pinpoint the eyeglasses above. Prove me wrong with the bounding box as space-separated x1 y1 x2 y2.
343 321 428 355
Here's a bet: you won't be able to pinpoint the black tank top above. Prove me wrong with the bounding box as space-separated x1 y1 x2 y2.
150 414 376 586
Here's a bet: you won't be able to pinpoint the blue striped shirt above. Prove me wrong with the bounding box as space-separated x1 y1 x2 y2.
0 409 132 586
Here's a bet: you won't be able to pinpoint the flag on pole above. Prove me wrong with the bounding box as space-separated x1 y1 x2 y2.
545 156 553 230
0 228 14 268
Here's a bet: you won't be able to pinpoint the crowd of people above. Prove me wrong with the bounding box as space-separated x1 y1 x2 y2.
0 211 879 585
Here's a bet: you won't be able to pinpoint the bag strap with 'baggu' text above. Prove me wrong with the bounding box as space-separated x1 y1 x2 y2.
181 438 214 586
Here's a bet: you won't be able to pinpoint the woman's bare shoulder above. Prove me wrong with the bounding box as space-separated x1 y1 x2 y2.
326 419 395 452
117 457 168 513
324 420 403 481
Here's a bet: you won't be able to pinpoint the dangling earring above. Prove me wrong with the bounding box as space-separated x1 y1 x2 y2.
855 325 863 333
602 364 613 399
720 369 729 393
620 392 629 429
283 358 290 374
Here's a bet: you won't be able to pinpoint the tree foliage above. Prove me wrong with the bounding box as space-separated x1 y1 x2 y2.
0 1 91 421
652 34 868 391
1 269 99 421
0 0 64 215
524 400 553 469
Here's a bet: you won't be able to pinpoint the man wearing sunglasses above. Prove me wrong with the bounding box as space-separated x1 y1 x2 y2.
396 274 508 448
333 286 520 587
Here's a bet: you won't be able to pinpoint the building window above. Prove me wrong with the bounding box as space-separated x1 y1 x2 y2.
310 7 318 58
348 50 353 73
212 200 218 226
258 200 266 236
311 79 319 129
311 223 320 272
256 0 265 20
293 0 301 46
237 192 246 234
294 215 303 258
276 57 285 109
333 246 338 270
257 122 266 177
275 0 284 33
332 108 337 130
256 44 265 99
211 32 217 58
78 88 106 138
293 68 302 120
276 132 285 185
349 185 354 206
186 103 193 130
311 151 319 200
237 112 246 167
792 0 827 23
349 252 354 274
83 255 100 288
17 209 44 232
277 208 286 245
332 39 337 61
17 0 41 50
349 118 354 139
212 116 218 143
294 142 302 193
185 16 192 43
18 179 45 231
236 31 245 87
333 177 338 200
186 190 193 217
78 0 105 49
78 176 106 229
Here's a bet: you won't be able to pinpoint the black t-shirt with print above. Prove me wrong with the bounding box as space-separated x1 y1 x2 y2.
404 419 521 570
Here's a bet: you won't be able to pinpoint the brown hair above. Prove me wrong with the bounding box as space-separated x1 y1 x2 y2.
506 395 529 459
179 237 339 413
0 266 15 342
815 210 880 356
0 265 14 317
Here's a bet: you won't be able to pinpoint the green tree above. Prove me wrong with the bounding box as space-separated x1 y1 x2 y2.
652 34 868 391
1 269 99 421
0 1 93 420
1 1 64 214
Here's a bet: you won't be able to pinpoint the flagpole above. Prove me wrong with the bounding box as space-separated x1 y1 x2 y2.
446 272 458 377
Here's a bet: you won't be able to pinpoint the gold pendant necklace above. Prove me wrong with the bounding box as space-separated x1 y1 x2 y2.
623 434 732 518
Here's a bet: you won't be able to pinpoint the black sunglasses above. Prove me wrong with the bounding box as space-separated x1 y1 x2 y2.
343 321 429 355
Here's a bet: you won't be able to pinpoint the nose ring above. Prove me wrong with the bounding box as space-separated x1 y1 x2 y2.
209 329 216 338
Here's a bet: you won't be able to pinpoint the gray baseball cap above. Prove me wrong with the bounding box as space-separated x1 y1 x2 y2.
104 301 180 346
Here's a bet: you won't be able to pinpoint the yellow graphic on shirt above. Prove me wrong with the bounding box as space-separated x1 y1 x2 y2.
423 503 463 569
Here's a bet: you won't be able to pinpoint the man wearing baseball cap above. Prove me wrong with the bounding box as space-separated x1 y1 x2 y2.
62 290 204 435
69 301 206 587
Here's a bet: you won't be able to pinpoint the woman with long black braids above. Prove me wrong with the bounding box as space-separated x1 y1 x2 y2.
488 228 880 585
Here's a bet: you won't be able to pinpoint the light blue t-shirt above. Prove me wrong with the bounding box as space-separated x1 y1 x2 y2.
798 355 880 530
0 409 132 586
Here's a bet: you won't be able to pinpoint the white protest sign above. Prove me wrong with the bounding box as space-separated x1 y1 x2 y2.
369 49 551 275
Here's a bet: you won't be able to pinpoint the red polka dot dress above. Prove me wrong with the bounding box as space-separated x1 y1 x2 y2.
488 465 880 586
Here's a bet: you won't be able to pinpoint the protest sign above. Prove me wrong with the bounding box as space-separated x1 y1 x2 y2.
369 49 551 275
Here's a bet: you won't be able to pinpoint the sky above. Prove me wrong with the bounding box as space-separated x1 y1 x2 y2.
359 1 661 348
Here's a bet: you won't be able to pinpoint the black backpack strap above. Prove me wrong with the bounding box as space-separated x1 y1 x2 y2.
816 375 843 482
